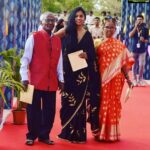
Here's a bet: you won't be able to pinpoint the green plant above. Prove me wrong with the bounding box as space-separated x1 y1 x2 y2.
0 48 23 82
0 61 23 104
0 48 24 110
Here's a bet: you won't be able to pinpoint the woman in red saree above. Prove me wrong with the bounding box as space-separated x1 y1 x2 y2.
97 18 134 142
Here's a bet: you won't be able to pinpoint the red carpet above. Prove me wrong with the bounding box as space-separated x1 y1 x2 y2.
0 84 150 150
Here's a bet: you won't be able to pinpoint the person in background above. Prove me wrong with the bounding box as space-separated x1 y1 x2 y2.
129 14 149 86
85 10 95 29
114 13 119 21
56 11 61 21
101 11 107 27
59 10 68 26
54 6 100 143
113 18 121 39
97 18 134 142
106 11 112 19
89 17 103 40
20 12 64 146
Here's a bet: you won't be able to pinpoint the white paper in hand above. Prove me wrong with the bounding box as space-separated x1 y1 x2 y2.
20 84 34 104
68 50 88 72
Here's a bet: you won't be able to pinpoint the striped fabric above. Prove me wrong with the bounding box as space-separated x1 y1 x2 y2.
0 0 41 52
0 0 41 109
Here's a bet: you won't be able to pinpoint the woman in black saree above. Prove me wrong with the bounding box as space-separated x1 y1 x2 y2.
55 7 101 143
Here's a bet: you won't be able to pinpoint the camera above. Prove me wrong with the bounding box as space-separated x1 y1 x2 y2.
137 23 146 31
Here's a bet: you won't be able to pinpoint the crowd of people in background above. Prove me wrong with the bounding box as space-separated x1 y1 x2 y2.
39 10 121 40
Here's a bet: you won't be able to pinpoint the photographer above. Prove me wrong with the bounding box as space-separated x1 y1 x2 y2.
129 14 149 86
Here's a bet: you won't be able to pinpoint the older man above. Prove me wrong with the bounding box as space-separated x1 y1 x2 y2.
20 12 64 146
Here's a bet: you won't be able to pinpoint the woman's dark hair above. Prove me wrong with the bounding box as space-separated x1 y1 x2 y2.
57 18 64 26
54 19 64 32
66 7 86 34
65 7 86 52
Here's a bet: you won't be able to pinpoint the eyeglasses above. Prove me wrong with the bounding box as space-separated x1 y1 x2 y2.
104 26 115 30
44 18 56 23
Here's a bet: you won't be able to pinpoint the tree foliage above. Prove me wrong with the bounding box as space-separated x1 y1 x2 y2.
95 0 121 15
42 0 121 16
42 0 97 13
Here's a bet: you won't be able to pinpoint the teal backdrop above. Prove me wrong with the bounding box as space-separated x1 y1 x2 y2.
0 0 41 52
0 0 41 109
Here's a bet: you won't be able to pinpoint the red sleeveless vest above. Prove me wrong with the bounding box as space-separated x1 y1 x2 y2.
29 30 61 91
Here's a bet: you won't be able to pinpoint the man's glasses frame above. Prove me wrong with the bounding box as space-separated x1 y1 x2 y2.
44 18 56 23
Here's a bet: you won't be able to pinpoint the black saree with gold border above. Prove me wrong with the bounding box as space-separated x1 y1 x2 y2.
58 31 100 143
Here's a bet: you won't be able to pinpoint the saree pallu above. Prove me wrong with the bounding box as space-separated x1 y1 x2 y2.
58 31 100 143
97 38 134 141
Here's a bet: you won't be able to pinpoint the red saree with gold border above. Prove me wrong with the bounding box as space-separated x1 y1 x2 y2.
97 38 134 141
